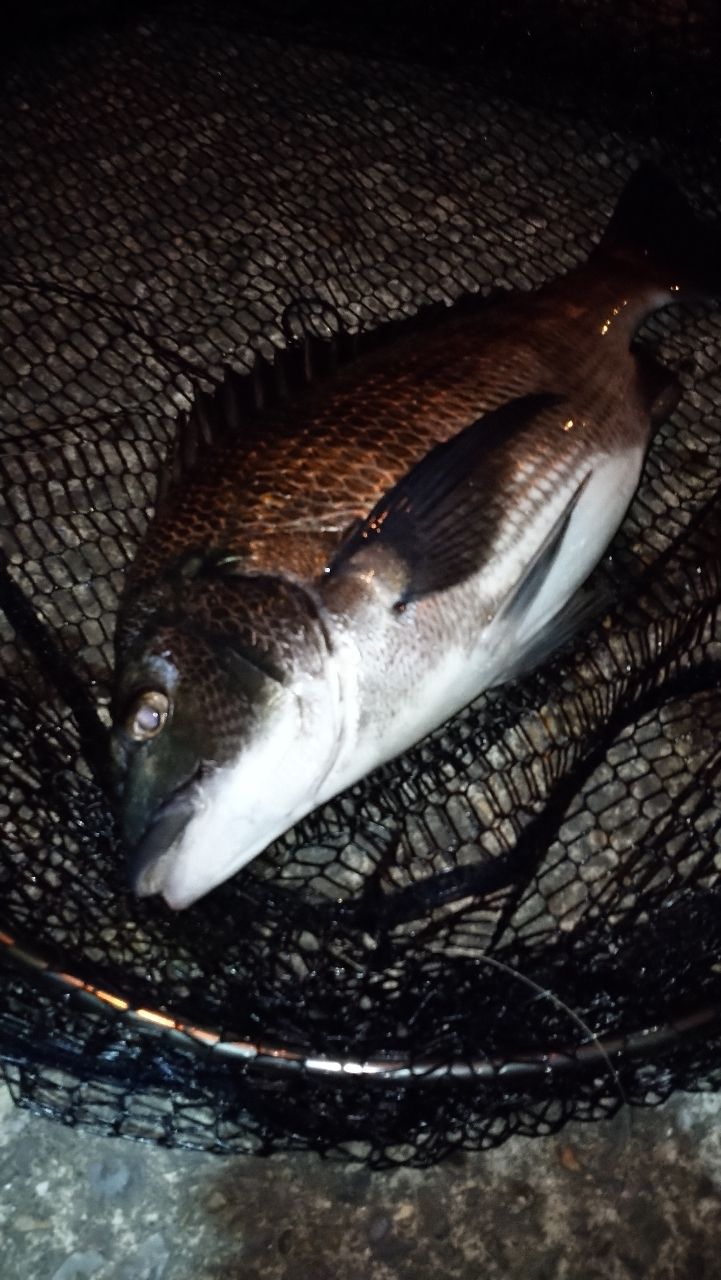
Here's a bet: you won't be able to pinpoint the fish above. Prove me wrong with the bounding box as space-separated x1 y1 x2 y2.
109 164 721 910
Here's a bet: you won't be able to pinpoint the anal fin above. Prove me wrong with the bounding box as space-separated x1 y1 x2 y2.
497 579 610 687
489 473 614 686
633 344 681 427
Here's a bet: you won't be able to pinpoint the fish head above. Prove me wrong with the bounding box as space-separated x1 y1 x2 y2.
110 565 337 908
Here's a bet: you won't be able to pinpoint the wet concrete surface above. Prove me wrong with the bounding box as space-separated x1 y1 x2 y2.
2 1084 721 1279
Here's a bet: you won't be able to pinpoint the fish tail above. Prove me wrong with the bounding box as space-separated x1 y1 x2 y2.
595 163 721 297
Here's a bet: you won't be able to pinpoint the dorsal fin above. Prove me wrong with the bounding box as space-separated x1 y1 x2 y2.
156 290 496 506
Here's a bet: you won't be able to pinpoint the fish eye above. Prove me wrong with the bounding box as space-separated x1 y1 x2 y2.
125 690 170 741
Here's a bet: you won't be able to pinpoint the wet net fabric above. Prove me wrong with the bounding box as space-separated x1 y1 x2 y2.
1 0 720 1166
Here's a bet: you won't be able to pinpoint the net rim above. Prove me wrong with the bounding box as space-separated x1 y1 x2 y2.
1 924 718 1086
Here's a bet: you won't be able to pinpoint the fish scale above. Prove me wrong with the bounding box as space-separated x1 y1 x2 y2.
129 272 651 590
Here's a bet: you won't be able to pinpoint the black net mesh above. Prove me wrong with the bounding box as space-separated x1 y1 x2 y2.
1 0 720 1167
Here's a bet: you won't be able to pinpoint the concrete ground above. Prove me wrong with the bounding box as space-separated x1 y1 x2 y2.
1 1085 720 1279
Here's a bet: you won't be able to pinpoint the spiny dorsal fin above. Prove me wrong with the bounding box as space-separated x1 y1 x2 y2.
157 290 495 505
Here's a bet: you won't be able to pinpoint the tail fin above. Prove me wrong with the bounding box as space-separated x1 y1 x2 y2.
596 164 721 297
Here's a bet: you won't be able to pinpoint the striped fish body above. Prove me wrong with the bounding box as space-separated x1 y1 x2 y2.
110 166 719 908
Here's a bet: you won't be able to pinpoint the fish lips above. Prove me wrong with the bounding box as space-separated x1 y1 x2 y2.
126 784 198 901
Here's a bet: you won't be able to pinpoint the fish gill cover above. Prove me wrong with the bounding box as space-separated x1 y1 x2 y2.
0 0 720 1165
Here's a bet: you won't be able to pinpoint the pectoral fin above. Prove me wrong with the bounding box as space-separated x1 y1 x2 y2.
327 392 563 602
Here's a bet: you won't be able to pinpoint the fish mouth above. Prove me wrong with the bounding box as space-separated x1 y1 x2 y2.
128 784 197 901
